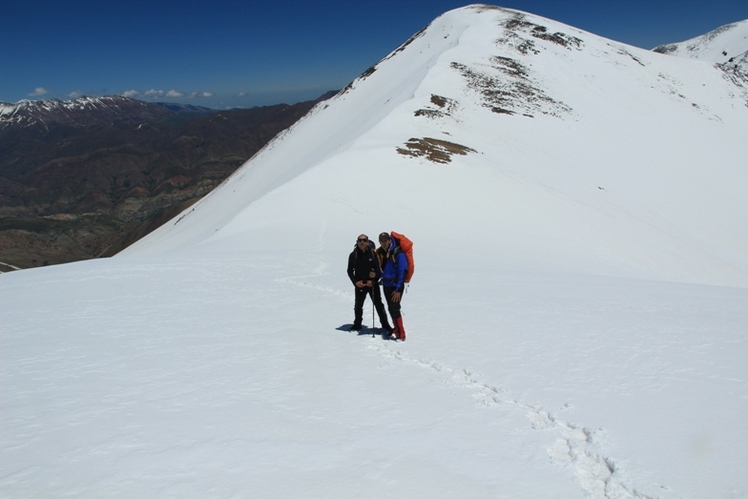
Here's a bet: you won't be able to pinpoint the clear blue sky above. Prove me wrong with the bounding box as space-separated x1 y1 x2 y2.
3 0 747 109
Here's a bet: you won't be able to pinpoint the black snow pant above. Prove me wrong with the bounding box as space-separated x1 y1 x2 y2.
354 284 391 329
383 286 403 320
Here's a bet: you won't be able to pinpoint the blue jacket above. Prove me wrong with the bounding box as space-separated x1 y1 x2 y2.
379 243 408 291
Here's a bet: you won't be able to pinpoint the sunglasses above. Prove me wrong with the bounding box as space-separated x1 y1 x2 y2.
357 238 369 243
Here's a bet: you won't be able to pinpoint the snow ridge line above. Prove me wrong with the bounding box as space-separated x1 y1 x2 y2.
369 344 655 499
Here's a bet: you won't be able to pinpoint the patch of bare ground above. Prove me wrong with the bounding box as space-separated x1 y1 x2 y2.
396 137 476 164
473 13 579 118
451 57 571 117
502 13 583 50
414 94 459 119
718 54 748 106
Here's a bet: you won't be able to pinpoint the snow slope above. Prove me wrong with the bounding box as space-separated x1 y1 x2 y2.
123 6 748 288
653 19 748 77
3 5 748 498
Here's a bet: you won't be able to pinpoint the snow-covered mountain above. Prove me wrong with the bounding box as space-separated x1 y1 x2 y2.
0 95 175 130
3 5 748 498
654 19 748 61
653 18 748 79
124 5 748 288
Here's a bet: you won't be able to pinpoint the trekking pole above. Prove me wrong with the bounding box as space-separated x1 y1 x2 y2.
372 301 375 338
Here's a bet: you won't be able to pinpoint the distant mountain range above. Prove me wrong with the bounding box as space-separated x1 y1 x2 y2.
0 93 334 269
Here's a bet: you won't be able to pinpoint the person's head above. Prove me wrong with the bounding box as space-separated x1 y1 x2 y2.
357 234 369 249
378 232 391 250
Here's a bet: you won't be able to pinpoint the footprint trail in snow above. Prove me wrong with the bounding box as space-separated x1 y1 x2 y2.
369 342 655 499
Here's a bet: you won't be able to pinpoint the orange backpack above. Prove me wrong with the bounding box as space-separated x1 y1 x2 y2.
390 231 414 283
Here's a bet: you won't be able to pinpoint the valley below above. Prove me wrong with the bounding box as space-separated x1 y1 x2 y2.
0 94 332 269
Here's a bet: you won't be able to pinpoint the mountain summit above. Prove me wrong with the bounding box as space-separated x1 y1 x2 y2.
124 5 748 288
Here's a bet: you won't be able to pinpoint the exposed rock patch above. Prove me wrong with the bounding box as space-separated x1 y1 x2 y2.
396 137 476 164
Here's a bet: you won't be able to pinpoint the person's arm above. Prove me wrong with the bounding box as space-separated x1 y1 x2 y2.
390 252 408 302
368 249 381 282
347 252 357 284
395 252 408 291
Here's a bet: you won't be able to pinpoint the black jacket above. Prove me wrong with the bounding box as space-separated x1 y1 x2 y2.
347 242 382 285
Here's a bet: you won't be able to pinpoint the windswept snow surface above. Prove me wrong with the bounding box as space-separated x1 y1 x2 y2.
3 5 748 498
4 253 748 498
3 252 748 498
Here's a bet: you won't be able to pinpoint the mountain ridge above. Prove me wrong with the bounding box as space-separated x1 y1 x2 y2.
0 95 180 131
653 18 748 81
653 19 748 60
123 5 748 288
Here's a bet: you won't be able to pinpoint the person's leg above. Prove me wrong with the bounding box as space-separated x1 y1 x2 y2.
371 284 392 331
383 286 405 340
351 288 366 330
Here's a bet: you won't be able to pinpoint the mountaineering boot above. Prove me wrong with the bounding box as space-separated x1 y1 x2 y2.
351 302 363 331
379 316 392 332
394 317 406 341
379 314 393 335
381 323 394 339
